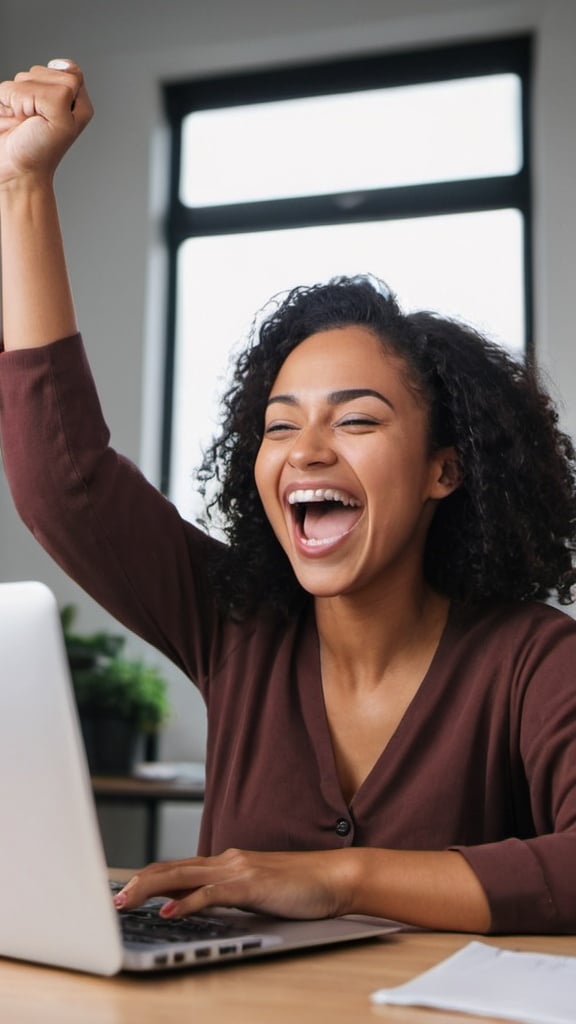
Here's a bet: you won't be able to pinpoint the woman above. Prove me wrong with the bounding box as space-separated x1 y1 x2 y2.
1 61 576 935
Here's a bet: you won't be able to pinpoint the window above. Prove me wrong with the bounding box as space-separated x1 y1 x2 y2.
162 36 532 518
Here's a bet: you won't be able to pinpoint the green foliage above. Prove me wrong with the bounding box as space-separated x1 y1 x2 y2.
61 605 170 731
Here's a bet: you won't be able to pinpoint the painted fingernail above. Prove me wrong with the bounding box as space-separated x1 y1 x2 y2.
160 901 178 918
48 59 73 71
113 875 138 907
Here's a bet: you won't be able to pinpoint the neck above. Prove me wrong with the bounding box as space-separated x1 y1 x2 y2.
314 582 450 689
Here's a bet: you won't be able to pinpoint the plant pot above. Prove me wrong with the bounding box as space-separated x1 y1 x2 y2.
80 715 144 775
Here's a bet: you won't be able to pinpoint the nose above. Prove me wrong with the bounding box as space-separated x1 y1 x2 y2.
287 425 337 469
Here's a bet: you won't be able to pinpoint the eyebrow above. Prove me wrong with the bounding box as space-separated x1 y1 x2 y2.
266 387 395 411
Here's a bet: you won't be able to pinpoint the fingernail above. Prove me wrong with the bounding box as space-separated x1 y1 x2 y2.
48 59 73 71
160 901 178 918
113 875 138 908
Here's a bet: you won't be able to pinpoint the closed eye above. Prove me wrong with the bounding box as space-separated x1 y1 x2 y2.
263 421 299 436
335 415 381 431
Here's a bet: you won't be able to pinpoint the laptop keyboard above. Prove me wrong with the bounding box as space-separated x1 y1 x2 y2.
109 881 252 947
119 905 251 946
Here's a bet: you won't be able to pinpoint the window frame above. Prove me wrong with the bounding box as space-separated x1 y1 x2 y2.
161 34 533 494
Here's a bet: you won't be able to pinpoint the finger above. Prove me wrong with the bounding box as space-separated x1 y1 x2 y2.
113 859 217 909
66 81 93 127
159 880 252 919
17 60 84 86
10 61 86 114
45 61 84 114
0 100 18 125
0 75 92 134
0 79 72 121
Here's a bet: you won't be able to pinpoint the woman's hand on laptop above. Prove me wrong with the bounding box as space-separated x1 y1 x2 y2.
113 846 492 930
113 847 357 920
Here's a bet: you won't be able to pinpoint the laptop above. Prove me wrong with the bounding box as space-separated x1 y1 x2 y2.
0 580 397 976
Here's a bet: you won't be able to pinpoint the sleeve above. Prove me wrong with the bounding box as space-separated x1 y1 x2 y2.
452 613 576 934
0 333 220 687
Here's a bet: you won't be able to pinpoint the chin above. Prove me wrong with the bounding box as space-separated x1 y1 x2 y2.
292 569 357 600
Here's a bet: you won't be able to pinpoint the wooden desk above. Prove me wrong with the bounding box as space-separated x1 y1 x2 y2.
1 929 575 1024
91 775 204 862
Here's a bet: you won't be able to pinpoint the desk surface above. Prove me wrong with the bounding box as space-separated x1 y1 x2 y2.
91 775 205 799
1 928 575 1024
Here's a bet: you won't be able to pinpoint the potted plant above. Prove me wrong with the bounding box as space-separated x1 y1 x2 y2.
61 605 170 775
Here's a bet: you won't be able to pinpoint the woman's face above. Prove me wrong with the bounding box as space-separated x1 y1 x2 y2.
254 326 458 601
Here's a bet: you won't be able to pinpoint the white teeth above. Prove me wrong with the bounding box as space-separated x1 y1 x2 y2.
287 488 360 507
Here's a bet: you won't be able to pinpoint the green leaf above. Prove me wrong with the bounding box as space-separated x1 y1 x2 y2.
61 609 169 731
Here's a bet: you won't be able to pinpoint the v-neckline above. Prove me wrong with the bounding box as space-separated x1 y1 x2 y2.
297 601 456 811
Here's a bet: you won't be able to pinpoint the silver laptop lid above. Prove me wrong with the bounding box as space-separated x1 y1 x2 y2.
0 581 123 975
0 581 397 976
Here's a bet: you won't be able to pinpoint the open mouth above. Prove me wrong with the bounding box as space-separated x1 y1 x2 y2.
287 488 363 547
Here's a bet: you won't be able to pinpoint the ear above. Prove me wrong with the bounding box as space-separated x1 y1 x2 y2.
429 447 461 500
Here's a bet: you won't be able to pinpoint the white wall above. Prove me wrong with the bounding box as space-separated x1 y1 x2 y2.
1 0 575 859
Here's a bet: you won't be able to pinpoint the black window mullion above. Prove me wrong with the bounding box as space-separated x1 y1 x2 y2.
168 174 529 242
164 35 531 116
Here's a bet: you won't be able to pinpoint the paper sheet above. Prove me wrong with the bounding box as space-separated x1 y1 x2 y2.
371 940 576 1024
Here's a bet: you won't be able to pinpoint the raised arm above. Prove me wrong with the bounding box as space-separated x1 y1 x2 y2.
0 62 218 682
0 60 93 348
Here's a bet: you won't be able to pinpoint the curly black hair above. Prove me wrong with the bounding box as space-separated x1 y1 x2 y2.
196 275 576 618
